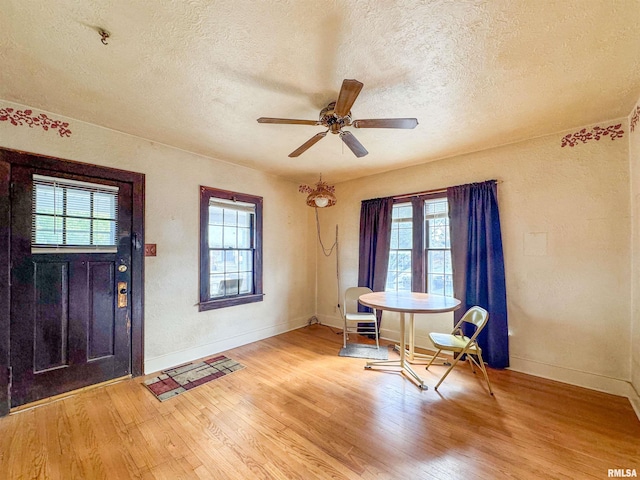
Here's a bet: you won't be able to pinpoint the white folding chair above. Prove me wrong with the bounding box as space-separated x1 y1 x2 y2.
342 287 379 349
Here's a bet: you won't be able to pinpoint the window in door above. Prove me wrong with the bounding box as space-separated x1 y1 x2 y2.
32 174 118 253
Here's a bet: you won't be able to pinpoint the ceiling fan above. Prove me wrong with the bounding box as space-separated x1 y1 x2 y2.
257 79 418 158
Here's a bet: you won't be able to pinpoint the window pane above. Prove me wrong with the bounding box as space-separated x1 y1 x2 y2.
225 250 239 274
428 250 445 274
209 225 223 248
237 227 251 249
210 250 224 273
35 185 63 215
210 274 225 298
93 220 116 245
390 225 399 249
223 226 237 248
237 211 251 227
223 209 237 226
445 275 454 297
93 192 115 219
66 189 91 218
428 274 445 295
35 216 63 244
66 218 91 244
398 226 412 249
209 206 223 225
238 250 252 273
428 218 447 248
239 272 252 294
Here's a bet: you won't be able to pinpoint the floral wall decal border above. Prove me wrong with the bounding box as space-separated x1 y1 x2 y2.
561 124 624 147
0 107 72 137
630 105 640 133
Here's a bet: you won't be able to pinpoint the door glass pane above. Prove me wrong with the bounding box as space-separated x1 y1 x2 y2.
32 176 118 252
66 190 91 218
93 192 115 219
66 218 91 244
35 216 63 244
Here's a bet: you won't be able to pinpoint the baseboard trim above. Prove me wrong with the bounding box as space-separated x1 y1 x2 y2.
144 315 310 374
509 355 634 399
629 386 640 421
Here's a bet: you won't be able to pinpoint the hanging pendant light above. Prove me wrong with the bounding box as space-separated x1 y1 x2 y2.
299 174 336 208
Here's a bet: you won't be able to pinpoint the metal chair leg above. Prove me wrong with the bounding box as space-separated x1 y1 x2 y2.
476 351 494 395
434 354 464 390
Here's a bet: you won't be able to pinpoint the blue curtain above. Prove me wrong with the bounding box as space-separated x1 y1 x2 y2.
447 180 509 368
357 197 393 328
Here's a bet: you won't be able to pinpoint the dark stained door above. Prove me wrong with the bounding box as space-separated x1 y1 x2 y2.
10 165 133 407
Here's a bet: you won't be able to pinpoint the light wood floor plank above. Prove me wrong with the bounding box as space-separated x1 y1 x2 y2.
1 325 638 479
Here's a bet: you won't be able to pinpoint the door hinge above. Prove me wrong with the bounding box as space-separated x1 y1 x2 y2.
8 366 12 392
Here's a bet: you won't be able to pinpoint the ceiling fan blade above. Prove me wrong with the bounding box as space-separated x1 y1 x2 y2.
258 117 320 126
334 79 364 117
288 132 327 157
352 118 419 129
339 131 368 158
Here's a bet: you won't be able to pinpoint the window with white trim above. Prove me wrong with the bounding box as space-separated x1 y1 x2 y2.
386 202 412 292
424 197 453 296
385 195 453 297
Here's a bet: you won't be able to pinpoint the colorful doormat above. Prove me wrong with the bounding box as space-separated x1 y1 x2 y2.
144 355 245 401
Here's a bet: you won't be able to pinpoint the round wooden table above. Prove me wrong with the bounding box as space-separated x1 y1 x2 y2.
358 291 461 390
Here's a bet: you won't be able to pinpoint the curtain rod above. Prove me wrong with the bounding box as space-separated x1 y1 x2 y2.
392 179 502 201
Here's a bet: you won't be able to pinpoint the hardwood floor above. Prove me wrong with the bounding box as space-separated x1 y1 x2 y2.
1 325 638 479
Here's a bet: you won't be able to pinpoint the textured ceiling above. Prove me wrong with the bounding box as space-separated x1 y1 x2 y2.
1 0 640 183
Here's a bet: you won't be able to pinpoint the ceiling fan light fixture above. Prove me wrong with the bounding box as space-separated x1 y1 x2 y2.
299 175 336 208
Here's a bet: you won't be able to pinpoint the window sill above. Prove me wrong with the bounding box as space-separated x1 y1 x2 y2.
198 293 264 311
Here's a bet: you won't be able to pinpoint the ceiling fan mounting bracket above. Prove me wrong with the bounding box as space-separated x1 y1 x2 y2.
320 101 351 134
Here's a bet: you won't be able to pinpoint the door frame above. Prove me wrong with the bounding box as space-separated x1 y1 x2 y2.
0 148 145 416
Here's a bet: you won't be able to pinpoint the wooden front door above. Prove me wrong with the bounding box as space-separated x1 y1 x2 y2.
9 163 135 407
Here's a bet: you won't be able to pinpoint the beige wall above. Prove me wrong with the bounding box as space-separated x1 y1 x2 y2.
629 100 640 414
2 97 637 404
0 100 316 373
317 120 633 396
